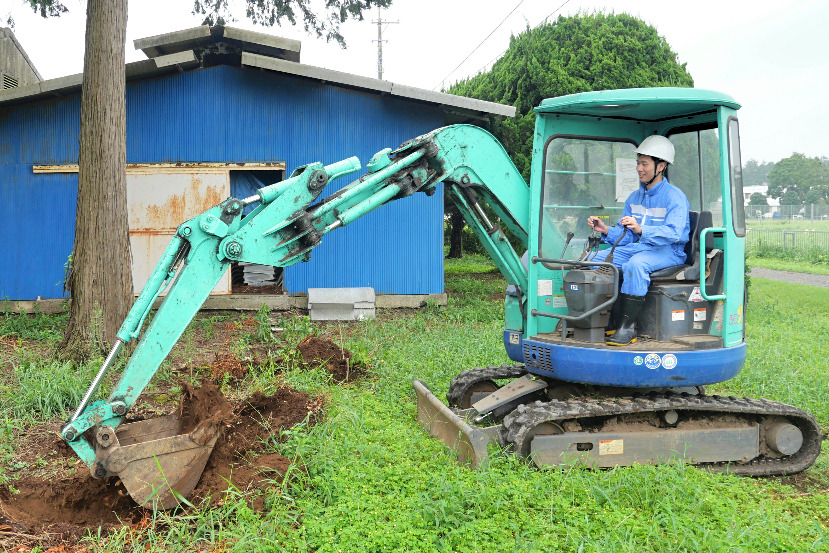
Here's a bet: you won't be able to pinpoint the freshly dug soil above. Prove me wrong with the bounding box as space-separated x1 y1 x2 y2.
0 334 359 550
296 335 364 383
208 335 364 384
0 383 319 550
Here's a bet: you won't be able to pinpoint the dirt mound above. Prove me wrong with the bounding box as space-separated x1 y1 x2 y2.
190 387 320 508
209 336 362 384
0 383 320 550
297 335 364 382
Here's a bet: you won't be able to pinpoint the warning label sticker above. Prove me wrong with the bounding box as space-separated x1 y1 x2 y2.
672 310 685 321
599 439 624 455
688 287 705 302
694 308 707 321
538 279 553 297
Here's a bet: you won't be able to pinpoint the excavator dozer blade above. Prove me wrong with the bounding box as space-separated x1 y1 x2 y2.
95 415 219 510
412 380 490 467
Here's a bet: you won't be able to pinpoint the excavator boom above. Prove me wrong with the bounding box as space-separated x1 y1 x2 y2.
62 125 530 508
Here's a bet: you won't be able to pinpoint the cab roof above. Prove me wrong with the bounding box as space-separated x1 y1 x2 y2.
535 88 740 121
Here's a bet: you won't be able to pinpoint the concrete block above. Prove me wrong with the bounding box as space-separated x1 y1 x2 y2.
308 287 375 321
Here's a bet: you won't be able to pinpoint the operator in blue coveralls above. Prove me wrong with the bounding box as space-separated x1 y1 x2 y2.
586 135 690 346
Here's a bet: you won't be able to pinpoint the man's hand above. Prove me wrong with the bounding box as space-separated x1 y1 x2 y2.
619 216 642 234
587 216 609 234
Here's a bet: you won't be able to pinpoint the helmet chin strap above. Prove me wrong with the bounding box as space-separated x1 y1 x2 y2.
644 171 661 186
643 160 665 187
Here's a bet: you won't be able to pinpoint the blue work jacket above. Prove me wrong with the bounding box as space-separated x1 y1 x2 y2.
604 178 691 261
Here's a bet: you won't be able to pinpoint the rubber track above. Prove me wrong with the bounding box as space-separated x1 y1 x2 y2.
500 394 822 476
446 364 527 407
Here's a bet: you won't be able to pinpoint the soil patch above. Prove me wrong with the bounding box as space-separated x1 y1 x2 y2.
207 335 364 384
232 284 284 295
0 382 320 551
190 387 321 508
296 335 364 383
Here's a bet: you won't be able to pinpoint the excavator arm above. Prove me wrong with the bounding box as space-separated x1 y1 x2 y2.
62 124 530 508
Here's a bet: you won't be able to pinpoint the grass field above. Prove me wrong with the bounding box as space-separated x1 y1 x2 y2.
748 256 829 276
746 219 829 232
2 258 829 552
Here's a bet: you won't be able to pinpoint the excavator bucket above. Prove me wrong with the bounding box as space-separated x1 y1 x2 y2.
94 415 219 509
412 380 491 467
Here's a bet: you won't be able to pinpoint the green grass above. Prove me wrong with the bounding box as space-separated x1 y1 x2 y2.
747 219 829 231
2 266 829 551
712 279 829 420
0 302 67 343
748 256 829 276
444 253 499 275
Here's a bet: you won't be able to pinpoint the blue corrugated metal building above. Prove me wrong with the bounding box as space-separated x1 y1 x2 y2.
0 26 514 303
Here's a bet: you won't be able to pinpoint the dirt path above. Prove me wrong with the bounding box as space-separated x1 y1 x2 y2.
749 268 829 288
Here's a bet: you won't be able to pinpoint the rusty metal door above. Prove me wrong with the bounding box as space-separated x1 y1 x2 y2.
127 170 230 295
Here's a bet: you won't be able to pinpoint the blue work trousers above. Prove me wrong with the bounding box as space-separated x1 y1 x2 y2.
591 244 685 296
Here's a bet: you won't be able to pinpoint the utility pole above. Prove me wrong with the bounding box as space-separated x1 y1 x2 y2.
372 7 398 80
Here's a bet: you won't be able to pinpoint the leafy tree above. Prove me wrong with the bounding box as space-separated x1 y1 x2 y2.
804 188 825 205
767 153 829 206
748 192 768 206
192 0 390 47
23 0 390 360
781 188 803 206
445 12 693 256
742 159 774 187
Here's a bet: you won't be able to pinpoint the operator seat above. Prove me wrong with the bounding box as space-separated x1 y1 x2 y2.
650 210 714 282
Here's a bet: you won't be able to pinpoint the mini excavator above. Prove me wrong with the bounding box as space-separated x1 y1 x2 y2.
63 88 820 508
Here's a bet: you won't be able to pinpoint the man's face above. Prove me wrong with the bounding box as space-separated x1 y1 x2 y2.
636 155 661 183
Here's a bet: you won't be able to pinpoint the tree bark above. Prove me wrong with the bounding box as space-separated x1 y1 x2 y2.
62 0 132 360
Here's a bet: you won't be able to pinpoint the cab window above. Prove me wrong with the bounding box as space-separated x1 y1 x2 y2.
667 128 722 226
540 137 636 261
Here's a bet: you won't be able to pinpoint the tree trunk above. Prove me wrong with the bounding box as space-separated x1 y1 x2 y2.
447 207 464 259
62 0 132 361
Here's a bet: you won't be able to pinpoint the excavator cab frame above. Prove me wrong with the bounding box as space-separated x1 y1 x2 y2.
505 88 749 388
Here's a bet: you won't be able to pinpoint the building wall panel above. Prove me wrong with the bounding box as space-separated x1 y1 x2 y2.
1 64 446 299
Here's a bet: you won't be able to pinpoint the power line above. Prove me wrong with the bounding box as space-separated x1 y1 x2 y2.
432 0 525 90
452 0 575 88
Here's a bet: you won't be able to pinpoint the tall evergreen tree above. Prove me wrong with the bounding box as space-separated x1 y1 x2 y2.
450 13 693 179
443 13 693 257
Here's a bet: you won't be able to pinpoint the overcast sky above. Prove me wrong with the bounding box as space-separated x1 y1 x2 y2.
6 0 828 163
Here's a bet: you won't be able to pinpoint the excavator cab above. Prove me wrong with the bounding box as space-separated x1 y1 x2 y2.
503 89 748 387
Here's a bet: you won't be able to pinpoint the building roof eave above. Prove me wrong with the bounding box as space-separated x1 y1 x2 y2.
241 53 515 118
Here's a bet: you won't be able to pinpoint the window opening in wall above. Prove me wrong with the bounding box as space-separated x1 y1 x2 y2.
230 169 286 294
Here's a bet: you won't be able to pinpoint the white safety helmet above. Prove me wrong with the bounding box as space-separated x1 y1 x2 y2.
637 135 675 165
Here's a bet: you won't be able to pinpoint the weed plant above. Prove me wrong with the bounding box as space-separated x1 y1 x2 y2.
0 302 67 343
4 353 100 419
747 256 829 276
749 243 829 266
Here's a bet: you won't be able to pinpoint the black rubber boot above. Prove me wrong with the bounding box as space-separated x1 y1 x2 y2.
606 294 645 346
